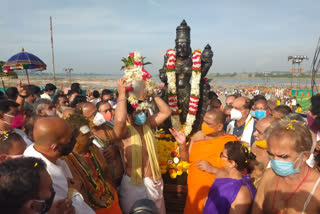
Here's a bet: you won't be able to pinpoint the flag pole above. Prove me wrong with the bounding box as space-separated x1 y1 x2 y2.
50 16 56 84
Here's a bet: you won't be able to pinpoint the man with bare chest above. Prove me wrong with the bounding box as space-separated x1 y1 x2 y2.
114 78 171 214
251 119 320 214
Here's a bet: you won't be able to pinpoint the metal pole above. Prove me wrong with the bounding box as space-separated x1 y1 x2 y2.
50 16 56 84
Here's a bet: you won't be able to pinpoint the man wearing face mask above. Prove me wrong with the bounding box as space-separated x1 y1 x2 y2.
53 94 69 118
226 97 256 147
251 99 268 120
0 157 75 214
251 117 278 187
0 99 31 146
114 78 171 214
97 100 114 123
24 117 95 214
41 83 57 101
170 109 238 214
81 102 124 186
34 99 57 117
251 119 320 214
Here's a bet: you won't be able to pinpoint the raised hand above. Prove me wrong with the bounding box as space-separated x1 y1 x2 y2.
17 80 28 97
117 78 127 96
169 128 186 145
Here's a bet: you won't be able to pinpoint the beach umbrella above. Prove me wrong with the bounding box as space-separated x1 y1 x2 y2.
0 60 18 90
2 48 46 85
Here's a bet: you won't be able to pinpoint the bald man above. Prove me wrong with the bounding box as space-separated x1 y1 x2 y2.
24 117 95 214
170 109 238 214
226 96 256 146
62 108 76 119
81 102 124 186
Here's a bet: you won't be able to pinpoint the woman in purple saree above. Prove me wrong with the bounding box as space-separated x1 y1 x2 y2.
196 141 257 214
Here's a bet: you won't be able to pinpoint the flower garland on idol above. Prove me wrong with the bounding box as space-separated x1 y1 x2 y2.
166 49 202 136
122 51 154 111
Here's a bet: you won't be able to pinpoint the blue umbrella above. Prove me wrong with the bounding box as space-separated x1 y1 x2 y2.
2 48 47 84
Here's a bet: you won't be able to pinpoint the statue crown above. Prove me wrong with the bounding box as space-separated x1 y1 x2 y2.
176 20 190 43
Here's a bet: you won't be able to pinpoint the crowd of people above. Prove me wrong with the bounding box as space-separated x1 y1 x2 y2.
0 79 320 214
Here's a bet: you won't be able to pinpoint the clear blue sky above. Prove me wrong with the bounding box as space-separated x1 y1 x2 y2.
1 0 320 76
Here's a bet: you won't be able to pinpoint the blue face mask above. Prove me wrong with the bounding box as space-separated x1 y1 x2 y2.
250 110 256 117
255 110 266 119
134 112 147 125
270 154 302 177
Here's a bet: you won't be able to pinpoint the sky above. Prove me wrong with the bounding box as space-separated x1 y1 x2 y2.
1 0 320 76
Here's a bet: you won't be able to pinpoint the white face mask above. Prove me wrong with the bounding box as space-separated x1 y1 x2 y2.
46 111 56 117
230 108 242 120
93 112 105 126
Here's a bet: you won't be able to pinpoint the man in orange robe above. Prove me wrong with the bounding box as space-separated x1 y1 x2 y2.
170 109 238 214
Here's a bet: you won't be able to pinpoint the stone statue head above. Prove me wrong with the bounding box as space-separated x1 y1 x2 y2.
202 44 214 63
175 20 191 59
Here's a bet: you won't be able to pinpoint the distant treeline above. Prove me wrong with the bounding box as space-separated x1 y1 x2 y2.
209 72 320 79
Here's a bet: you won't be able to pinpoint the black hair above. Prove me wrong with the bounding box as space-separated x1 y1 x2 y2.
224 141 256 173
0 131 24 155
311 94 320 129
0 100 19 114
71 83 81 94
273 105 292 116
127 101 135 115
208 91 218 100
70 95 87 108
0 157 46 214
25 85 41 96
101 89 113 96
0 91 5 100
5 87 18 100
44 83 56 92
93 90 100 98
53 94 67 105
253 94 266 103
96 100 111 109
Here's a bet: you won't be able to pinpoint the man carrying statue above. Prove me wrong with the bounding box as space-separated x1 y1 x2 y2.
114 52 171 214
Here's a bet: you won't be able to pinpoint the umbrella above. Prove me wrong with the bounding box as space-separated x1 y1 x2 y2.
0 61 18 90
2 48 46 85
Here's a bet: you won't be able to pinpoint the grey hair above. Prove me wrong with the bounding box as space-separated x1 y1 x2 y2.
33 98 52 115
265 118 312 153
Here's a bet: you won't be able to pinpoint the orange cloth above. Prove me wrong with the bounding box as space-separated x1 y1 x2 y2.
95 185 122 214
184 134 238 214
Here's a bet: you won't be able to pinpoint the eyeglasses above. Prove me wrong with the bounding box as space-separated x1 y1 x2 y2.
220 152 228 159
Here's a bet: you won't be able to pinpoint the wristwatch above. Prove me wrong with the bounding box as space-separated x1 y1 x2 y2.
18 94 28 98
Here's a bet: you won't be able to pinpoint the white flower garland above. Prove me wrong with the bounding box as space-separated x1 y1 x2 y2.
123 51 154 111
165 49 202 136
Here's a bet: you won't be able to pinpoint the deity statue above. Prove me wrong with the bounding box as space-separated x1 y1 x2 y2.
159 20 214 135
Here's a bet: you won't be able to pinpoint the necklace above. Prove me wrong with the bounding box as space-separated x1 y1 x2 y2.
272 166 310 214
67 149 114 208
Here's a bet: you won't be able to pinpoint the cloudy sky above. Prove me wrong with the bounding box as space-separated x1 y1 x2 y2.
0 0 319 76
